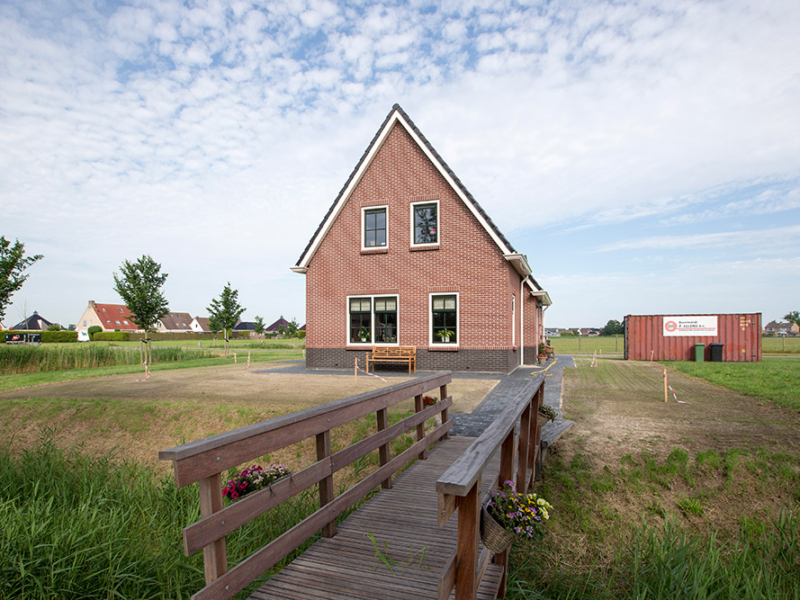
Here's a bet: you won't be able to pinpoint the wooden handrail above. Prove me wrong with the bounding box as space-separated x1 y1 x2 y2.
436 377 545 600
160 371 453 600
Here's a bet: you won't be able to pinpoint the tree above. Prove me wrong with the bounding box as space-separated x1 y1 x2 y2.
0 236 43 322
46 323 61 331
287 318 300 338
785 311 800 329
254 315 265 335
113 255 169 363
207 283 245 355
600 319 624 336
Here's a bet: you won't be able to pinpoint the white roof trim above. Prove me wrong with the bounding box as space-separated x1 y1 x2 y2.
295 107 513 270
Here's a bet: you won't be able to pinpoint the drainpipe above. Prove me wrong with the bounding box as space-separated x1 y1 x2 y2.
520 279 525 366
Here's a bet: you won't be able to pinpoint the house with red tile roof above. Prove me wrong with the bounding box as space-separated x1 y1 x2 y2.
191 317 211 333
292 104 551 373
77 301 138 332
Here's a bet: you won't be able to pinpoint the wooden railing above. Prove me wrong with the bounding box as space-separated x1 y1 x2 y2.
159 371 453 600
436 378 545 600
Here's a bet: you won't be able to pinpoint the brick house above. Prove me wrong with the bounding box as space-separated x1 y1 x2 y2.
291 104 551 374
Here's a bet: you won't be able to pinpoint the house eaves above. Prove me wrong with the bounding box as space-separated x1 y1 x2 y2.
292 103 519 271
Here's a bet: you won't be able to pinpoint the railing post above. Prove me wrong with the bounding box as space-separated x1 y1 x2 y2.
377 408 393 489
495 430 516 597
198 473 227 584
414 394 427 460
316 430 336 537
455 479 480 600
440 383 450 439
516 401 532 494
530 386 544 478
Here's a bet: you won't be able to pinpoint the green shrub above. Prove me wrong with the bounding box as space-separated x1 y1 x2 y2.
40 330 78 343
93 331 130 342
87 326 102 340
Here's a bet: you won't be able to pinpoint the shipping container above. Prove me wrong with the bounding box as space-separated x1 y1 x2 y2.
624 313 761 362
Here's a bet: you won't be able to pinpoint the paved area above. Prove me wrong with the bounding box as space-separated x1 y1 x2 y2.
450 355 575 437
256 356 576 443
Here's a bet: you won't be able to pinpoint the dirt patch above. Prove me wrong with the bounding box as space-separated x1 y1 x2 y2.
0 364 497 469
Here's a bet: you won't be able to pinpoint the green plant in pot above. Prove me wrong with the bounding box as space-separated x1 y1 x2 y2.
436 329 455 343
358 326 370 342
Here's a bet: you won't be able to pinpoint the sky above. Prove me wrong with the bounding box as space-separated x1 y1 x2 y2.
1 0 798 330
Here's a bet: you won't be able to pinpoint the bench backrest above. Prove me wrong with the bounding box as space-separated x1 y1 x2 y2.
372 345 416 358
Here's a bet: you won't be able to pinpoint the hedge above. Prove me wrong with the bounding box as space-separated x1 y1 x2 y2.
1 330 78 343
92 332 131 342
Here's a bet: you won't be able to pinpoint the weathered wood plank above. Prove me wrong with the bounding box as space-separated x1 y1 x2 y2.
162 372 452 487
198 474 227 585
436 379 542 497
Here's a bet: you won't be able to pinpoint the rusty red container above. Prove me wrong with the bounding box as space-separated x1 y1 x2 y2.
624 314 761 362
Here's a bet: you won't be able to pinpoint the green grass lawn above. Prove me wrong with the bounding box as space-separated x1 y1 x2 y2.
670 356 800 411
548 335 624 354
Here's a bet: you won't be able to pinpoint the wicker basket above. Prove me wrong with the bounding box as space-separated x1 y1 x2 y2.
481 505 516 553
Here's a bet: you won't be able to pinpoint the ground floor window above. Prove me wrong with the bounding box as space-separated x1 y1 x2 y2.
431 294 458 344
348 295 399 344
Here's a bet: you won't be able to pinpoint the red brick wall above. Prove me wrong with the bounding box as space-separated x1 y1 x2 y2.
305 121 527 365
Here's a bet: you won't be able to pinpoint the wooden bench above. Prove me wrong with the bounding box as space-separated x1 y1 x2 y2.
366 345 416 374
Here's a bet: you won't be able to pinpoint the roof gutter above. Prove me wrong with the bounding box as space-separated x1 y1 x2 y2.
504 253 532 277
290 266 308 274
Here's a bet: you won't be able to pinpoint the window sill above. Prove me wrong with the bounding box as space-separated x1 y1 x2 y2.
428 345 459 351
410 244 439 252
361 248 388 255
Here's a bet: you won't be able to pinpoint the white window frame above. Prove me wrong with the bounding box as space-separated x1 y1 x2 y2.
361 205 389 251
346 294 400 347
410 200 440 247
429 292 459 347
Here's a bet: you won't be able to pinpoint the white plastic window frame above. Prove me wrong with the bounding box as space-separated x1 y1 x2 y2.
410 200 440 247
429 292 459 347
346 294 400 347
361 205 389 251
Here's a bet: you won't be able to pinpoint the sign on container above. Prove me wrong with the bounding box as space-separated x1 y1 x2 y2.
662 316 718 337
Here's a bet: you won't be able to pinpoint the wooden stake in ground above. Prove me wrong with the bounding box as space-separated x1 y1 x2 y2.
354 357 358 384
664 368 668 403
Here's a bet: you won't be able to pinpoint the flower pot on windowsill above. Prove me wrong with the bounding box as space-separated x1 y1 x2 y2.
441 337 450 343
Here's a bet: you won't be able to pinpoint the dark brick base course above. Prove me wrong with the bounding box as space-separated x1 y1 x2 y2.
307 347 522 374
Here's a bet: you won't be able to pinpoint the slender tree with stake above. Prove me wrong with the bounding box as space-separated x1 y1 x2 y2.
0 236 43 324
113 255 169 364
207 283 245 356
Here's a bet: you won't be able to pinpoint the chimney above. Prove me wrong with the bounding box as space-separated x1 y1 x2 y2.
89 301 96 308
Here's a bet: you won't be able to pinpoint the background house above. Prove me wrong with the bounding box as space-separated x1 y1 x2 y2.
764 320 799 336
265 316 290 334
191 317 210 333
77 301 138 332
292 104 551 374
157 312 193 333
10 311 52 330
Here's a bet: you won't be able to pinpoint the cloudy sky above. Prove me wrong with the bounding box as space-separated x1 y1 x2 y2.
2 0 798 329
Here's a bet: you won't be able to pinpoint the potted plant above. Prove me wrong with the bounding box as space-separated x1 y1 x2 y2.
537 342 547 364
538 404 558 422
358 326 370 343
436 329 454 343
481 480 553 552
222 463 292 502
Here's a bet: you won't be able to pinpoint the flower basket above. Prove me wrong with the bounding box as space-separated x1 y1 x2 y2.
481 504 516 553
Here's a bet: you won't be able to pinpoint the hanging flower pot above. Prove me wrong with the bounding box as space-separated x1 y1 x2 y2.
481 504 516 553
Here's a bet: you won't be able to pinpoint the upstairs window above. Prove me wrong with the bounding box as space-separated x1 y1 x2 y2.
431 294 458 344
412 201 439 246
363 207 387 249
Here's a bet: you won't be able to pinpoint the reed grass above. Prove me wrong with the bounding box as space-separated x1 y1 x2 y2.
0 431 323 599
0 345 212 374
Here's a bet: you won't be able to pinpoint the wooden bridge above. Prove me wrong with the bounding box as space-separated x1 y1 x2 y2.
159 371 548 600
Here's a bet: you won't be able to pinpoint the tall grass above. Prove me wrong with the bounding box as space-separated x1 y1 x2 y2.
507 513 800 600
0 345 212 374
0 431 322 599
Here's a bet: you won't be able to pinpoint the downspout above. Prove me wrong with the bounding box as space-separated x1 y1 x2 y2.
520 278 525 366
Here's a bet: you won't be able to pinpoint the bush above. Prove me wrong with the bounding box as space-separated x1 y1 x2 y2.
46 323 61 331
296 330 306 339
87 326 102 340
92 331 130 342
41 331 78 343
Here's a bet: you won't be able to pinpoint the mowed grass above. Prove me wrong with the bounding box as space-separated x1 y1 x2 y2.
671 357 800 411
507 358 800 600
762 336 800 355
548 335 624 354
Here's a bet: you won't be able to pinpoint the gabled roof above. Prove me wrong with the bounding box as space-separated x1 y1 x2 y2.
266 316 290 332
291 104 551 305
192 317 211 331
159 312 193 330
234 321 255 331
93 303 138 330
